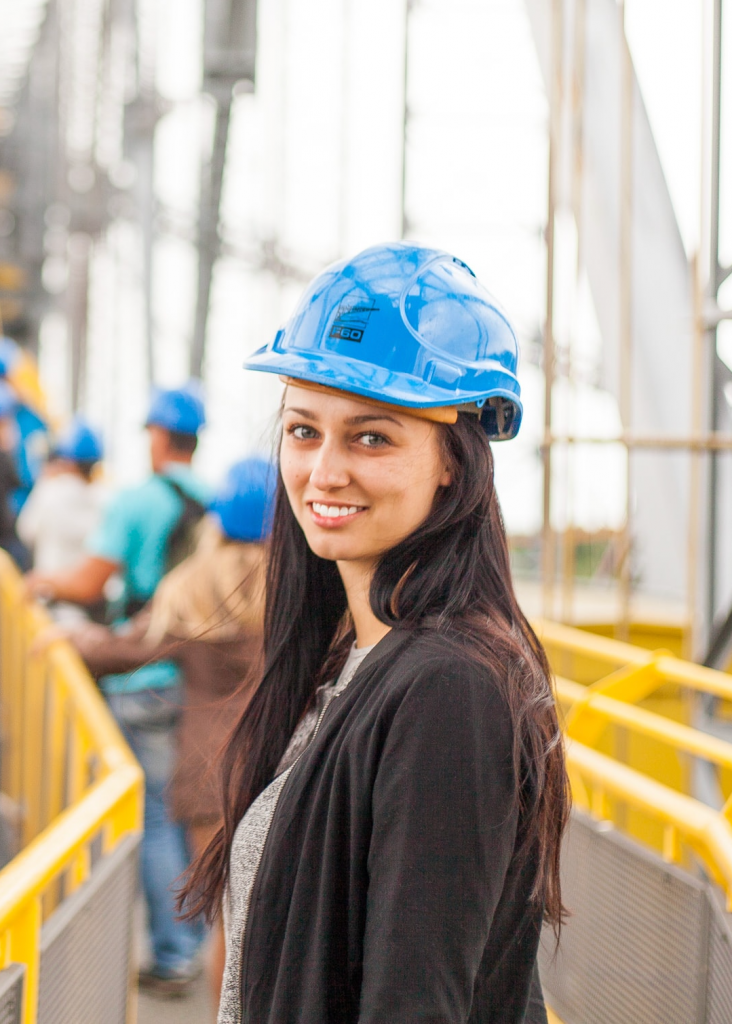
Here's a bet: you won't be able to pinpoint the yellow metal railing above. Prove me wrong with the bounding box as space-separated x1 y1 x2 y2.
534 617 732 907
0 552 143 1023
0 558 729 1018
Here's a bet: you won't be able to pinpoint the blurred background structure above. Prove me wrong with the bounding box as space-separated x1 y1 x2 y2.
1 2 732 1023
0 0 729 652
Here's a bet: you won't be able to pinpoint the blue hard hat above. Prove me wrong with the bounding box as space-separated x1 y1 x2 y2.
0 380 17 418
209 457 277 543
54 417 104 463
145 383 206 435
244 241 522 440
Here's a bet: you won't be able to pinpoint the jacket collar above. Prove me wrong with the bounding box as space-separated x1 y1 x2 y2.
351 626 414 679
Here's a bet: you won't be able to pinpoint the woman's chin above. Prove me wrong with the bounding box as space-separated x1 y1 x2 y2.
303 533 375 565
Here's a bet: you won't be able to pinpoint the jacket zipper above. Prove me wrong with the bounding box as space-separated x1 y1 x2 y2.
237 683 347 1021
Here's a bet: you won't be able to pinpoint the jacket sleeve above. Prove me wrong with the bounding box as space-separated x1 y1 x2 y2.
359 655 518 1023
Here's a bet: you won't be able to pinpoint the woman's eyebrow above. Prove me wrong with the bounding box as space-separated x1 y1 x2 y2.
345 414 403 427
284 406 318 419
284 407 404 428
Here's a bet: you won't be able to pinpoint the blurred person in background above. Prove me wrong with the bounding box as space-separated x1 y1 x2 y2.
0 341 49 513
0 380 26 568
64 457 275 1007
26 383 210 994
18 417 106 625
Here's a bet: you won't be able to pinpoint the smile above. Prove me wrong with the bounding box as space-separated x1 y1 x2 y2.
309 501 366 524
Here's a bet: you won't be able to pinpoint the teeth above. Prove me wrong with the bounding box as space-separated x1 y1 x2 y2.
312 502 362 518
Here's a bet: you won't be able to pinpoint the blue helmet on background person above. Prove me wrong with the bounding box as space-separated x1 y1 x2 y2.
209 457 277 543
145 382 206 435
53 417 104 465
244 241 522 440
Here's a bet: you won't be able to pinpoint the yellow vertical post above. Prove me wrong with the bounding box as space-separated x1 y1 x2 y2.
4 584 23 804
21 648 45 847
103 783 144 855
42 672 68 917
66 719 93 894
45 670 68 825
0 585 10 800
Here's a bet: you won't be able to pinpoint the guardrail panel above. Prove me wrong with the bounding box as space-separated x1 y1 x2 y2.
541 812 710 1024
0 964 24 1024
707 893 732 1024
37 834 139 1024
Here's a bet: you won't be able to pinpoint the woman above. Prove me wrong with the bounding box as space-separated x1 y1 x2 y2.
69 457 275 1003
184 242 569 1024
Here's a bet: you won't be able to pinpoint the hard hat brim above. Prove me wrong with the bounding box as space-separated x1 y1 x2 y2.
244 346 523 440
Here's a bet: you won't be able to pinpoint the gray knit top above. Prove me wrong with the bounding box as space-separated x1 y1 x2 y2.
217 642 374 1024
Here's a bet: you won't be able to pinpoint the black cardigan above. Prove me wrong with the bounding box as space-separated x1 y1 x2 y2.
237 627 548 1023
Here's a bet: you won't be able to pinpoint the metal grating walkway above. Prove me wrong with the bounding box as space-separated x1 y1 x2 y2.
137 975 213 1023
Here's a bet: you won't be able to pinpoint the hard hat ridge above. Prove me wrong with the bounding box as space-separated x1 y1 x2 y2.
244 241 522 440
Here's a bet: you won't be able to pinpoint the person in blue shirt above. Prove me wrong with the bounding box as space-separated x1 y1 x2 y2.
0 380 26 566
0 344 49 516
27 383 210 994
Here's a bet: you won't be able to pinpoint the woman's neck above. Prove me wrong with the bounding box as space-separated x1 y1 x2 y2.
337 559 392 649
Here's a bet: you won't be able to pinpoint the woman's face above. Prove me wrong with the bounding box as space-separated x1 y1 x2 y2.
280 385 452 568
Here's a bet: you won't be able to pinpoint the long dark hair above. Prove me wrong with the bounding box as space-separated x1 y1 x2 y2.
180 413 569 928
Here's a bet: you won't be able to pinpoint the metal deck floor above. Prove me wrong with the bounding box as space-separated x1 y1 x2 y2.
137 974 214 1024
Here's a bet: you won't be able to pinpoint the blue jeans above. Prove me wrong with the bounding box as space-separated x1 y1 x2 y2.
107 686 203 972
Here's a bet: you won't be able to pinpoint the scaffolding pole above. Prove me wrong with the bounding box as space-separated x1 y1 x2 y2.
707 0 725 628
190 0 257 380
541 0 563 619
616 0 634 640
400 0 414 240
191 96 232 379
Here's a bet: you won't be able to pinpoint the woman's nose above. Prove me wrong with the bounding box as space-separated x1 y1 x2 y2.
309 439 350 491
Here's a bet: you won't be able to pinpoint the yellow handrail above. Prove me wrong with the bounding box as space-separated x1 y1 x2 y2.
0 573 731 1019
0 553 143 1024
533 617 732 907
566 740 732 905
555 677 732 770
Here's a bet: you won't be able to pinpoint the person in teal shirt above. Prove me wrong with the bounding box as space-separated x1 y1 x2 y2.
89 460 210 695
27 383 210 995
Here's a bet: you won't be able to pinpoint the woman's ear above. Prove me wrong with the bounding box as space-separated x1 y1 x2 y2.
439 466 452 488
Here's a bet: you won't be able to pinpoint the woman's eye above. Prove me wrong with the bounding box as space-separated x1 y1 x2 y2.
290 425 319 441
356 432 388 448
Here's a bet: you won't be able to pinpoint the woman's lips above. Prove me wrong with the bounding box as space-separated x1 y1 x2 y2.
308 501 367 527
